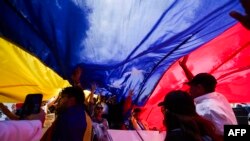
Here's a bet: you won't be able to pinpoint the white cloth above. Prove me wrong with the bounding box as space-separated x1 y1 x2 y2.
194 92 237 135
107 130 166 141
0 120 42 141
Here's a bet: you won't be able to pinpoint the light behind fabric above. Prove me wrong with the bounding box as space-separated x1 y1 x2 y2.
0 38 70 102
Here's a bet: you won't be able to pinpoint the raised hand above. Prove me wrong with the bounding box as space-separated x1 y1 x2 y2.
179 55 189 67
230 0 250 29
91 83 97 92
71 66 82 86
178 55 194 81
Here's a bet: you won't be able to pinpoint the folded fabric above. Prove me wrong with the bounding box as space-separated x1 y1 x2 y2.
0 120 42 141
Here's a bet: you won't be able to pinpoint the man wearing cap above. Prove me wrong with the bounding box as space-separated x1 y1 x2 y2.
179 56 237 136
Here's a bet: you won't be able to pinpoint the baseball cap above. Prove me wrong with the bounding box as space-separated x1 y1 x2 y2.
158 90 196 115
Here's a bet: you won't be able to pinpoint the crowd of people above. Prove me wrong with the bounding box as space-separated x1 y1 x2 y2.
37 53 239 141
0 56 244 141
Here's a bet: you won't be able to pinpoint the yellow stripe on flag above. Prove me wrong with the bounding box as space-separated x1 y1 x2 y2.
0 38 70 102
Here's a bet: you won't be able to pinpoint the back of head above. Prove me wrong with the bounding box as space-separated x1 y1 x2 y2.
189 73 217 93
61 86 85 104
160 90 196 116
161 90 219 141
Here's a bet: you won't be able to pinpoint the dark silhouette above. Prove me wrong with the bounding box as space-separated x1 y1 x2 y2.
158 90 221 141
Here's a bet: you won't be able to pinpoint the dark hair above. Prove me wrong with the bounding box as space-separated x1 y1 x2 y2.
159 90 196 116
163 90 220 141
60 86 85 104
188 73 217 93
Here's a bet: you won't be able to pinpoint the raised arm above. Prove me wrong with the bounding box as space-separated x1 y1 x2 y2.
179 56 194 81
71 66 83 88
230 0 250 30
0 103 19 120
89 83 96 104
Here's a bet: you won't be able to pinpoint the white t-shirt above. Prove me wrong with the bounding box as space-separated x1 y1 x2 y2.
194 92 237 135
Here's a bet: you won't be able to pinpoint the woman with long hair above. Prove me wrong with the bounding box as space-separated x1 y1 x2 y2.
158 90 222 141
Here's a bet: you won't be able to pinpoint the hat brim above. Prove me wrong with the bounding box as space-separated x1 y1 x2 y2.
158 101 164 106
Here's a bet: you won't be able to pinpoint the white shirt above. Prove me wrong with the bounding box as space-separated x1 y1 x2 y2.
194 92 237 135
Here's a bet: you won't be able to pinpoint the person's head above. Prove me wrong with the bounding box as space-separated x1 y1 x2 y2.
94 103 103 117
158 90 196 129
158 90 197 119
57 86 85 110
158 90 218 141
188 73 217 98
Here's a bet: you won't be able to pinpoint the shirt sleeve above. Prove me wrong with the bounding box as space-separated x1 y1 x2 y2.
208 109 227 134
